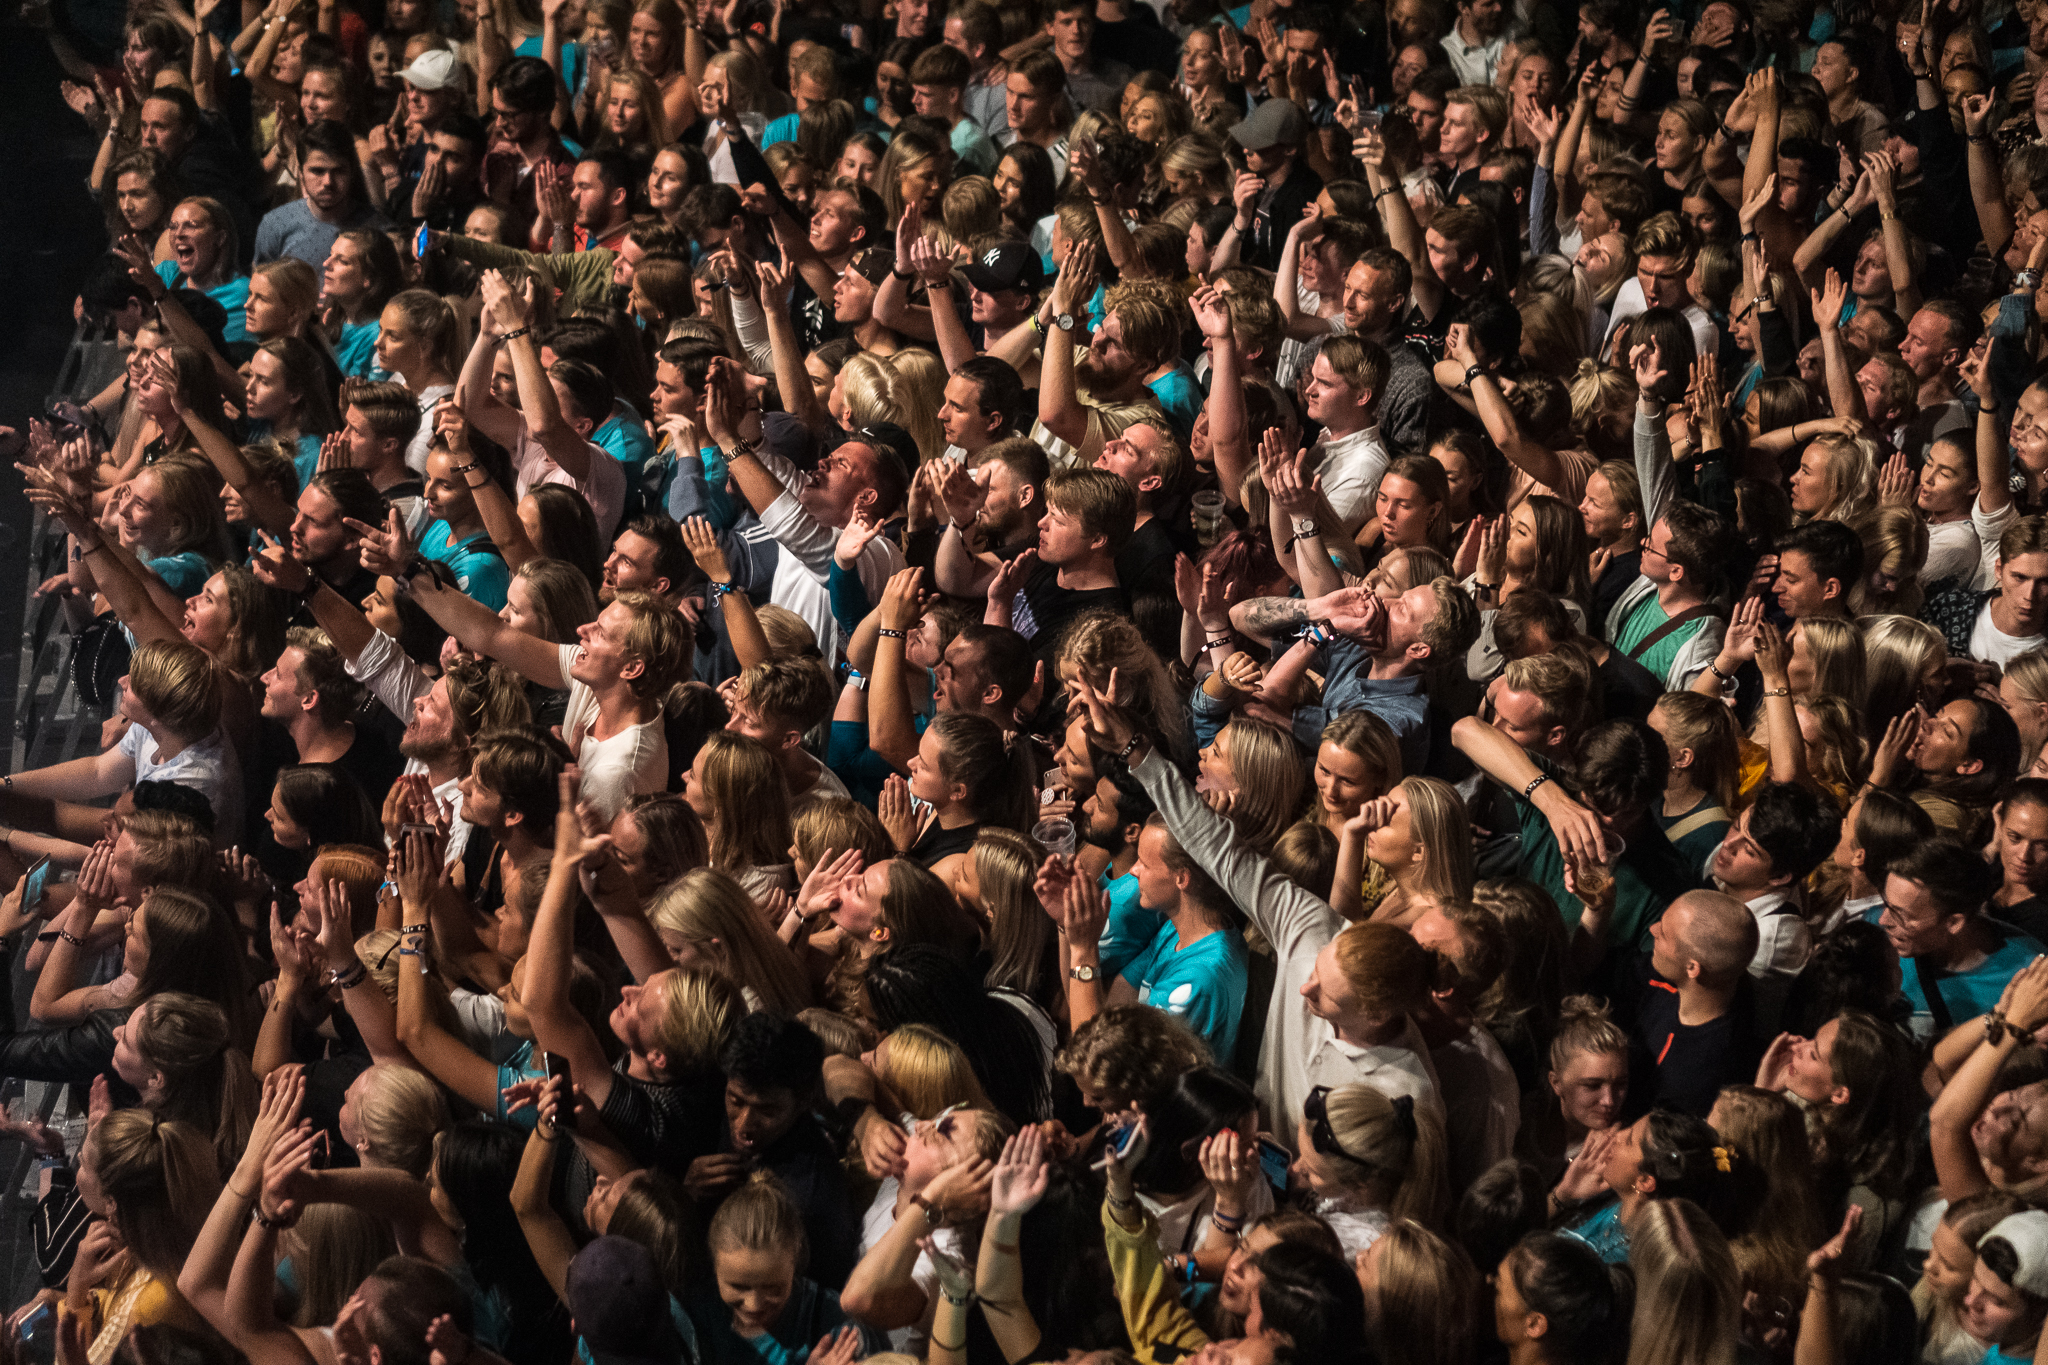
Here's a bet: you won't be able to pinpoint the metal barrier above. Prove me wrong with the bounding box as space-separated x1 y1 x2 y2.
12 320 125 779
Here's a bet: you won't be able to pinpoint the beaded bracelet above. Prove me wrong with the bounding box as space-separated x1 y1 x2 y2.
877 627 907 639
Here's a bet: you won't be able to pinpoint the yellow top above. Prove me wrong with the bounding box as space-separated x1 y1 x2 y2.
1102 1199 1211 1365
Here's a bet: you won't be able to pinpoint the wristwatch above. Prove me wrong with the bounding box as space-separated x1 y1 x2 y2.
1054 313 1077 332
1290 515 1318 538
1069 963 1097 983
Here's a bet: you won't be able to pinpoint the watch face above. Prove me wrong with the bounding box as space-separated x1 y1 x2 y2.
1057 313 1075 331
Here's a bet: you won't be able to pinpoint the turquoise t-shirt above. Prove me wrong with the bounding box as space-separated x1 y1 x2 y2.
595 407 657 472
1119 920 1248 1061
1566 1200 1629 1264
762 112 800 147
147 550 212 597
1097 869 1162 981
1145 363 1203 445
420 521 512 611
1862 908 2047 1039
156 262 251 345
334 318 382 378
683 1277 882 1365
246 420 324 490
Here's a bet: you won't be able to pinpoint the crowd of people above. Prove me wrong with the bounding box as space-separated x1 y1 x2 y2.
16 0 2048 1359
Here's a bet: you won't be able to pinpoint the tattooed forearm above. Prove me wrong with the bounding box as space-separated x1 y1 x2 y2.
1231 597 1311 641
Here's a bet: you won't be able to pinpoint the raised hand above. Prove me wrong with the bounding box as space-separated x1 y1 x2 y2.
680 516 734 585
1629 338 1669 399
986 548 1038 606
1868 708 1921 789
834 508 886 570
989 1126 1051 1216
1810 267 1848 334
1477 513 1507 585
878 774 916 852
1753 620 1791 691
1554 1124 1620 1203
1198 1127 1261 1217
798 847 862 917
1738 173 1777 235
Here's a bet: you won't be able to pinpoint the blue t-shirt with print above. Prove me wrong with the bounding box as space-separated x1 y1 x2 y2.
1119 920 1248 1060
595 406 657 473
420 522 511 611
334 318 382 378
1566 1200 1630 1264
1097 869 1163 982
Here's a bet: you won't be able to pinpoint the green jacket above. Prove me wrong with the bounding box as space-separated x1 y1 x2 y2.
442 235 619 313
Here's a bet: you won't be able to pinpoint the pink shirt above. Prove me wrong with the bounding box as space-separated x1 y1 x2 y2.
510 426 625 540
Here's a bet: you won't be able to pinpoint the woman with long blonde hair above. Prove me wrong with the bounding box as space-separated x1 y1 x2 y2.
627 0 696 131
1788 432 1879 524
2001 646 2048 771
1335 776 1475 926
1290 1082 1451 1256
649 866 812 1014
1647 692 1741 879
960 828 1059 1017
886 347 949 467
682 731 797 903
1195 717 1308 854
833 351 907 432
875 127 945 227
591 66 673 155
1860 613 1945 734
1847 506 1930 617
1625 1199 1743 1365
1362 1219 1481 1365
1307 711 1402 838
1056 610 1194 771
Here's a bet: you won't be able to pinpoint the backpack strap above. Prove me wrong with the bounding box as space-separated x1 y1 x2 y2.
1626 602 1723 662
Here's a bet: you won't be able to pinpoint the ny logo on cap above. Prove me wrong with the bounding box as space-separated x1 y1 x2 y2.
983 248 1003 267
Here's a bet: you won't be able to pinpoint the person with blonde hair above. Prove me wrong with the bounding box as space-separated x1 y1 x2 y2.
1647 693 1740 881
1860 613 1946 735
69 1110 219 1362
339 1062 448 1179
684 730 798 904
1307 711 1403 839
2 638 234 846
868 1022 993 1119
1334 776 1475 927
649 866 812 1015
2001 646 2048 771
1623 1198 1743 1365
960 828 1059 1017
886 347 950 467
1362 1219 1481 1365
1291 1082 1451 1255
1847 505 1930 618
1193 718 1308 855
591 66 673 155
1056 609 1195 772
1515 995 1632 1177
1788 432 1880 525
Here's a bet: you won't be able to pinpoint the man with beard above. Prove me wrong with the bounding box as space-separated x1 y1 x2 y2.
704 382 910 668
600 516 693 605
133 86 262 247
254 122 392 273
1034 249 1181 465
1440 0 1508 85
533 149 635 255
480 57 576 248
288 470 387 625
1079 749 1164 981
934 436 1047 595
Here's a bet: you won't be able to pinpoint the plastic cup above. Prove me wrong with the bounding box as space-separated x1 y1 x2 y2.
1033 817 1078 862
1192 490 1227 548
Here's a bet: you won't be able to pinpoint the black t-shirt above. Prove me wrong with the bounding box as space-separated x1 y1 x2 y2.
911 817 983 869
1116 517 1179 605
1242 164 1324 272
294 565 381 628
1590 550 1643 643
1595 647 1664 724
1014 564 1127 662
1616 953 1762 1119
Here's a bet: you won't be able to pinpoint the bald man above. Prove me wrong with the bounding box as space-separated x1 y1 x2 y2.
1620 890 1764 1118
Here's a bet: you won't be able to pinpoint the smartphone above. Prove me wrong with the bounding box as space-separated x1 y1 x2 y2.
15 1301 55 1365
414 222 432 259
400 823 437 839
1254 1137 1292 1190
20 856 51 917
544 1051 571 1082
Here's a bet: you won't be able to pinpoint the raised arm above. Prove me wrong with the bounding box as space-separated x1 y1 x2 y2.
1451 714 1608 865
1357 126 1438 321
453 297 531 452
483 272 592 482
870 205 942 344
908 234 977 372
866 567 927 776
523 770 620 1112
439 405 542 569
402 539 568 687
976 1130 1048 1363
181 1067 305 1334
1274 209 1335 341
1930 962 2048 1200
1962 94 2014 263
1036 242 1101 453
1963 340 2011 517
682 515 771 669
1809 269 1868 424
1190 289 1252 504
390 831 504 1114
510 1077 579 1303
755 259 836 437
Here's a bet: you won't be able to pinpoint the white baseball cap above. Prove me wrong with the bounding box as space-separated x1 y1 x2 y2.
400 48 463 92
1981 1212 2048 1298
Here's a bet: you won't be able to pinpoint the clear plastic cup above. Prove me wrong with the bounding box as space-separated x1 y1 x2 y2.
1033 817 1078 862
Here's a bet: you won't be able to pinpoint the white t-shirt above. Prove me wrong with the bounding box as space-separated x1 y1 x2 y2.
1970 599 2045 668
1925 518 1983 591
512 426 627 540
754 447 902 668
1313 424 1389 535
555 642 668 823
340 629 473 863
119 724 241 846
406 385 455 474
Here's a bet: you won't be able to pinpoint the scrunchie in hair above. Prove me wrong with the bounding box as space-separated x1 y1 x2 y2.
1390 1093 1417 1142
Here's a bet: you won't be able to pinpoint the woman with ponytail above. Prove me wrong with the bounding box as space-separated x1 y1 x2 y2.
111 991 258 1175
70 1110 221 1362
891 712 1039 881
1492 1231 1633 1365
1290 1082 1451 1258
375 288 462 472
